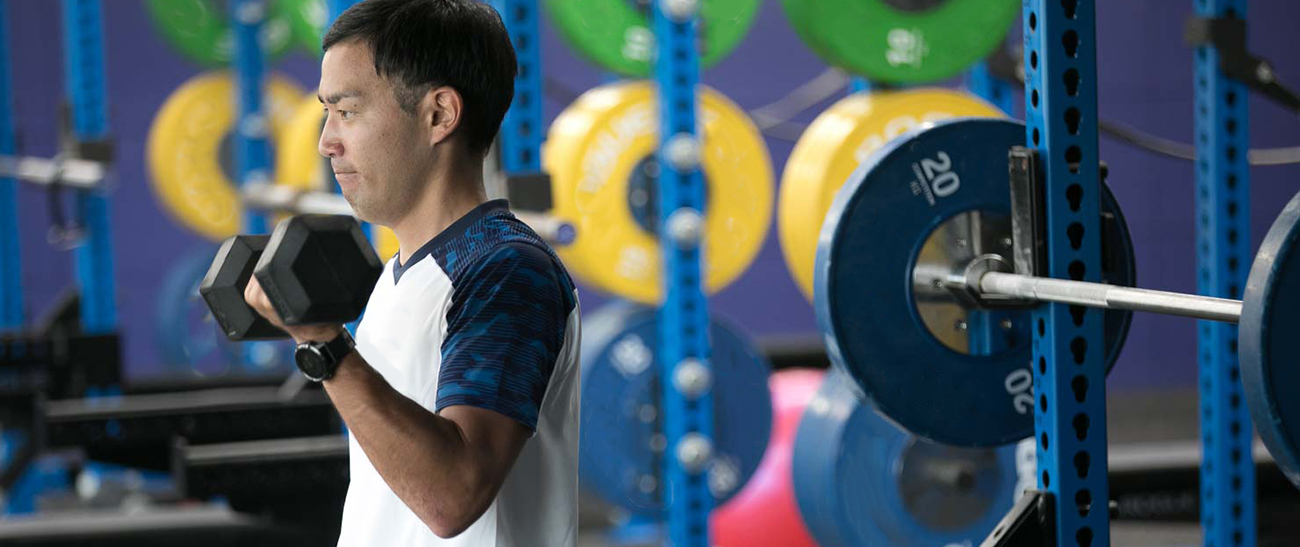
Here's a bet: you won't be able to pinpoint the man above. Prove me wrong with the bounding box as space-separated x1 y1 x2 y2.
243 1 580 545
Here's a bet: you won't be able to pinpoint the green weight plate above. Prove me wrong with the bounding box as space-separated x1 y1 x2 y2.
146 0 296 67
542 0 761 77
284 0 327 57
778 0 1018 84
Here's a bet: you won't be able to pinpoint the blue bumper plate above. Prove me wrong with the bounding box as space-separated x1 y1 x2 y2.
814 118 1136 447
1241 190 1300 488
578 301 773 514
793 370 1018 546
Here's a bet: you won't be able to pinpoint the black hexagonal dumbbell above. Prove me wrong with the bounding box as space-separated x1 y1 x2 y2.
199 235 288 340
254 215 383 325
199 215 383 341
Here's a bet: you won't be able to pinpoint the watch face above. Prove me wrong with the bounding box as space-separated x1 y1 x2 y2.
295 346 327 379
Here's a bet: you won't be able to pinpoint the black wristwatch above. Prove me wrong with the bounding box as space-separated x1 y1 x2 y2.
294 329 356 382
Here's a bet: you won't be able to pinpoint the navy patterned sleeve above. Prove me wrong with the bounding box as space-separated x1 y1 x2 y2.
436 242 572 432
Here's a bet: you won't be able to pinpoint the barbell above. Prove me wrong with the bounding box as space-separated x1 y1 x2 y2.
815 117 1300 489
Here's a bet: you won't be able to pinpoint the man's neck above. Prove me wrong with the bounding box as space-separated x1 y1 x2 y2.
389 160 488 265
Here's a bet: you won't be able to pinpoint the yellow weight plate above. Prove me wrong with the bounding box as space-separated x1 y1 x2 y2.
545 81 773 304
778 88 1004 301
147 71 305 241
277 94 400 261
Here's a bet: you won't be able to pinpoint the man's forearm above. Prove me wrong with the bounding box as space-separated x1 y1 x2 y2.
323 352 486 537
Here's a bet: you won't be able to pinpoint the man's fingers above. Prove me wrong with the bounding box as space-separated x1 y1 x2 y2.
244 277 277 323
244 276 260 306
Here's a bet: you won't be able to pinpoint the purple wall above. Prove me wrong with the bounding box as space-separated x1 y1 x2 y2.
7 1 1299 390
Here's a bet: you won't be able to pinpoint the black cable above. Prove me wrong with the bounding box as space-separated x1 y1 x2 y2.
985 46 1300 166
1099 119 1300 166
44 160 84 249
543 73 837 142
46 178 69 244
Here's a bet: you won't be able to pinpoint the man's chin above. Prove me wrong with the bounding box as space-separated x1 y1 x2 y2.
342 196 366 219
351 209 376 224
346 203 387 226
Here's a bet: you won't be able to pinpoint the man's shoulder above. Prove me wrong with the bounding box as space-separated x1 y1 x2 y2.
447 213 573 290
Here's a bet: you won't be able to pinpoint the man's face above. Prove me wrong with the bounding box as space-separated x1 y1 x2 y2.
317 40 431 225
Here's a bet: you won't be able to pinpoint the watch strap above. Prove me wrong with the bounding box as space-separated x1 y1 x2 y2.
321 328 356 365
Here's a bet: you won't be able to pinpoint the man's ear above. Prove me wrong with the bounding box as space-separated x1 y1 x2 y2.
424 86 463 147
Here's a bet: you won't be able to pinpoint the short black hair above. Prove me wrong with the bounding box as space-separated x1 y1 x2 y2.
323 0 517 158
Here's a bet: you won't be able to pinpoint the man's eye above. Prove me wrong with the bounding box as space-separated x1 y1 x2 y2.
339 110 354 119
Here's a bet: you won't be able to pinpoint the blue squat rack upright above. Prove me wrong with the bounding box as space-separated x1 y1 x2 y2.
653 1 715 546
0 0 118 515
232 0 272 237
0 0 18 331
1023 0 1111 544
493 1 718 544
63 0 118 335
230 0 275 371
1192 0 1255 545
491 0 543 178
1003 1 1262 546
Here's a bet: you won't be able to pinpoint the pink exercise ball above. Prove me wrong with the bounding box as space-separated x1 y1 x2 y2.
712 368 824 547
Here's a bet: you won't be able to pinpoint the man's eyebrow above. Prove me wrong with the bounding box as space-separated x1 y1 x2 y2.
318 90 363 104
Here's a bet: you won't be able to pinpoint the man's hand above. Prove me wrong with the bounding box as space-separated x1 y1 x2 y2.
244 276 344 344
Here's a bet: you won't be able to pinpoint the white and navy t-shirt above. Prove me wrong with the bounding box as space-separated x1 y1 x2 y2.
337 199 581 547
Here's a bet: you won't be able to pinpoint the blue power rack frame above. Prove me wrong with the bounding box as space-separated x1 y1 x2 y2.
231 0 277 369
0 0 26 488
490 0 543 176
1016 2 1260 546
0 0 114 514
1194 1 1255 546
490 1 726 542
63 0 117 334
1023 1 1110 545
0 0 21 330
967 60 1017 116
654 3 715 547
232 0 271 236
328 0 354 26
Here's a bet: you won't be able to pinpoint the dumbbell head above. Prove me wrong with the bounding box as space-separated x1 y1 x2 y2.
254 215 383 326
199 235 290 341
